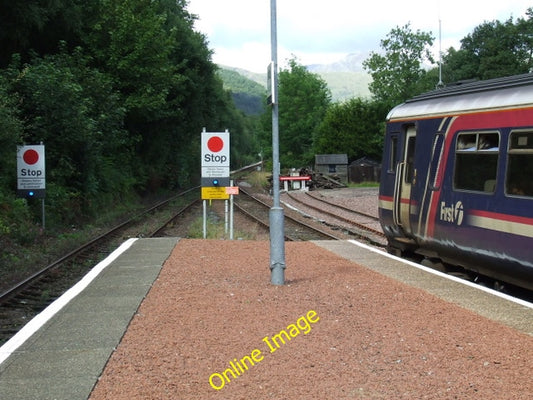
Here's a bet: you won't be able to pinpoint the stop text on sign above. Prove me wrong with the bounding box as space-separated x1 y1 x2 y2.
204 153 227 163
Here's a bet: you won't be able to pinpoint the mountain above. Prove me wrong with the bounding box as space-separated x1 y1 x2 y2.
217 68 267 115
307 53 372 101
306 52 369 73
218 54 372 114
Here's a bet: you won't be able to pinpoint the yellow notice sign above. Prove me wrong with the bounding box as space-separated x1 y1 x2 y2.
201 187 230 200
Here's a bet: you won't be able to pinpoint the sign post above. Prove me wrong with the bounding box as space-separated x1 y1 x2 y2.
17 144 46 228
201 129 234 238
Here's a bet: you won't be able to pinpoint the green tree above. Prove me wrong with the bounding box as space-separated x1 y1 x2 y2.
7 48 132 224
442 9 533 82
0 74 26 238
0 75 23 191
276 58 331 168
81 0 244 190
363 23 435 106
84 0 175 121
0 0 85 67
314 98 386 162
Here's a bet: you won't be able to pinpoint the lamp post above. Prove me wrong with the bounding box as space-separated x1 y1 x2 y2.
269 0 285 285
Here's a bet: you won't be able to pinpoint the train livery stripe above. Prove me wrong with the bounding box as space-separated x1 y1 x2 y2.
468 210 533 238
378 195 393 211
379 195 415 208
425 117 458 237
379 196 419 214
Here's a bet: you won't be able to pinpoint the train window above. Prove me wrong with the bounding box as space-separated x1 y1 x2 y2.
506 131 533 197
405 136 416 183
454 132 499 193
457 134 477 151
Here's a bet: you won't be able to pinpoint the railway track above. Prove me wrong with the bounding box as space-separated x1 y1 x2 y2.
4 181 529 346
0 185 343 345
282 190 387 247
0 188 199 345
234 188 340 241
280 188 533 302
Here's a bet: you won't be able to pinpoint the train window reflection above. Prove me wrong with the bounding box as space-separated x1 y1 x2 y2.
457 133 477 151
454 132 499 192
388 136 398 173
506 131 533 197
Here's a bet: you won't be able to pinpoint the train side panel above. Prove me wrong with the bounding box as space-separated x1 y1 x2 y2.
379 106 533 290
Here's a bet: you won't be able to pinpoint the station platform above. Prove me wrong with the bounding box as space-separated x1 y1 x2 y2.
0 238 178 400
0 238 532 399
315 240 533 335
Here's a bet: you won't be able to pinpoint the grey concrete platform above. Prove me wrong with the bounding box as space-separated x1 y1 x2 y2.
0 237 179 400
313 239 533 336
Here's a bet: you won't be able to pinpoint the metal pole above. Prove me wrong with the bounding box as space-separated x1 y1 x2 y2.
269 0 285 285
203 200 207 239
41 199 45 230
225 199 229 234
230 180 234 240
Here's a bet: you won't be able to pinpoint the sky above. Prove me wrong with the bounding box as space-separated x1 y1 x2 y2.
186 0 532 73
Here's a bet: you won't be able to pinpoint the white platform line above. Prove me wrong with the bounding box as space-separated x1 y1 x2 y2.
0 238 138 366
347 239 533 310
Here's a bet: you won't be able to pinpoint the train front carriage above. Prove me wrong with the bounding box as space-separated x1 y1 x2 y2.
378 74 533 291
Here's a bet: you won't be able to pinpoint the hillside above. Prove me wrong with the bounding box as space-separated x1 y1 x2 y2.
319 71 371 101
218 57 372 114
217 68 267 115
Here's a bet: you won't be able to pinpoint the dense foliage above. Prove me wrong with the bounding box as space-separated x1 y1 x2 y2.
0 0 256 247
257 59 331 168
442 10 533 82
363 23 436 107
277 60 331 167
314 98 388 161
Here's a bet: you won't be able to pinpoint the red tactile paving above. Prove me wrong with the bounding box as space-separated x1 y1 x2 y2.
89 239 533 399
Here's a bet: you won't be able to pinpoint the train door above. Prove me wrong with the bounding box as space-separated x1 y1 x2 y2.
393 126 416 235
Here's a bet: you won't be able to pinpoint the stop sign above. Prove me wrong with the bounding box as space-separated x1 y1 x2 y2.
17 145 46 198
201 130 230 187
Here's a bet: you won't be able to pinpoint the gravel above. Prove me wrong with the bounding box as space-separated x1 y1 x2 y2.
89 238 533 399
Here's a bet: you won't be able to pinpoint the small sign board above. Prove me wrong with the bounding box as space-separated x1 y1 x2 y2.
201 129 230 187
202 187 230 200
17 144 46 198
267 62 275 105
225 186 239 195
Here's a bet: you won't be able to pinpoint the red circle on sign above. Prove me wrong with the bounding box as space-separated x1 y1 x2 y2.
23 149 39 165
207 136 224 153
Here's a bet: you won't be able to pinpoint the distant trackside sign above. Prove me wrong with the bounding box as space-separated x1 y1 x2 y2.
17 144 46 198
201 129 230 187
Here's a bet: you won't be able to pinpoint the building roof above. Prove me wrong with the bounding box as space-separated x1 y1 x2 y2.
315 154 348 164
349 157 380 167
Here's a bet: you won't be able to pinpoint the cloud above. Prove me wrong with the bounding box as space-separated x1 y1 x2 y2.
188 0 532 72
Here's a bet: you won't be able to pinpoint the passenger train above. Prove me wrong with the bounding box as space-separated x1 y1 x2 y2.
378 73 533 291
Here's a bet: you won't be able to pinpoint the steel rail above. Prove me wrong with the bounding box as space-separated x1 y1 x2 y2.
0 187 199 304
237 188 340 241
285 191 385 239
